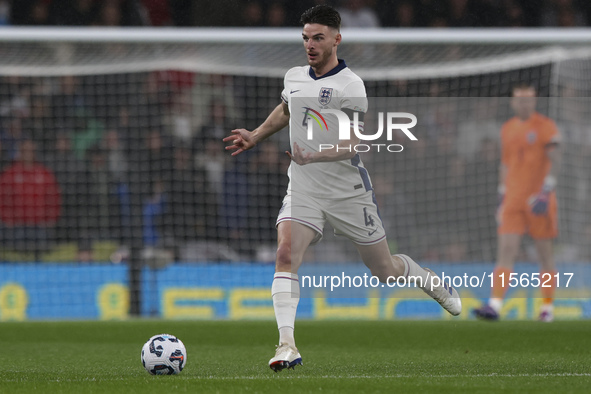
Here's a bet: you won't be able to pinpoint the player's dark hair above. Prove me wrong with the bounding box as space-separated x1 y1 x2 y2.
300 5 341 31
512 83 536 95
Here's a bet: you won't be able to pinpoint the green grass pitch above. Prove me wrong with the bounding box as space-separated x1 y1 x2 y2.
0 320 590 393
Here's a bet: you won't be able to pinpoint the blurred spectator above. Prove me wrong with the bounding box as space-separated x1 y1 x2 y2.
133 129 173 198
142 178 167 247
114 106 133 145
195 98 233 241
414 0 448 27
45 131 87 246
447 0 477 27
442 155 470 233
195 133 225 201
140 0 172 26
0 76 31 122
371 169 417 255
428 15 449 28
338 0 380 28
247 141 288 259
92 0 122 26
389 1 416 27
266 2 287 27
501 0 527 27
169 0 192 26
199 98 229 141
25 94 55 153
191 74 239 134
119 0 146 25
163 145 217 258
51 75 86 137
103 129 129 183
470 0 502 27
24 0 50 25
0 139 9 172
466 137 499 260
243 0 264 27
84 144 125 245
396 1 416 27
5 0 591 27
103 129 132 243
129 72 170 133
0 0 9 25
221 155 250 257
442 234 469 262
541 0 585 27
192 0 242 26
0 139 61 259
0 118 27 162
128 129 173 248
556 7 580 27
70 112 105 160
165 145 197 244
456 99 500 160
50 0 98 26
166 89 194 142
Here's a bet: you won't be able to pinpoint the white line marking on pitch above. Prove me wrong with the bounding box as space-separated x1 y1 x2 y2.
198 373 591 380
6 372 589 383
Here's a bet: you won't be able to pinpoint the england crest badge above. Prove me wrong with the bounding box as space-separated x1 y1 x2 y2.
318 87 333 106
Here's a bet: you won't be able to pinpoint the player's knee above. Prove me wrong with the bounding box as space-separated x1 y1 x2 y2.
275 242 292 271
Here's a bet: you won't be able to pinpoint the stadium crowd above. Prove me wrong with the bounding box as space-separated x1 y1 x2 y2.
4 0 591 28
1 1 591 265
1 69 590 264
0 72 291 263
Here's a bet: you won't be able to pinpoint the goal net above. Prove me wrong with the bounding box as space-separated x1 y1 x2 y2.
0 28 589 320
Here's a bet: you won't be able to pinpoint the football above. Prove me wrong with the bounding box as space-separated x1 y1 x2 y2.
141 333 187 375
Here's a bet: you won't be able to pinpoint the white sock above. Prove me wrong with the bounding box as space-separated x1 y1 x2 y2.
279 327 295 347
272 272 300 347
540 303 553 314
488 298 503 313
395 254 430 289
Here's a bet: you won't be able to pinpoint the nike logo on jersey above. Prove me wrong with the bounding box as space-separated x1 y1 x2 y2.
368 229 378 236
290 89 300 94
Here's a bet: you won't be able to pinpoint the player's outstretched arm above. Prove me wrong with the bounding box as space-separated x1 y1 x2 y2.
223 102 289 156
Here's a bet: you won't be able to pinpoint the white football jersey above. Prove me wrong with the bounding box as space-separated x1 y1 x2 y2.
281 59 371 198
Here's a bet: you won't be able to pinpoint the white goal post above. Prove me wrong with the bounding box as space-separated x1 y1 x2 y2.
1 27 591 82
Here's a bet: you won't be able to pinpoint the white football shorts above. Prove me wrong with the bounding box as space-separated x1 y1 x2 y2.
276 191 386 246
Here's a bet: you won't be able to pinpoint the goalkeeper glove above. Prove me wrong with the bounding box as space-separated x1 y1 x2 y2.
497 184 505 208
529 175 556 216
496 184 505 224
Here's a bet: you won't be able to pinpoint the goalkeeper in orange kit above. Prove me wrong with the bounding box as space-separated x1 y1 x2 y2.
474 84 561 322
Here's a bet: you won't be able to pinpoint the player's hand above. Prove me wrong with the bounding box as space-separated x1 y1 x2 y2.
529 190 550 215
286 142 315 165
223 129 256 156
